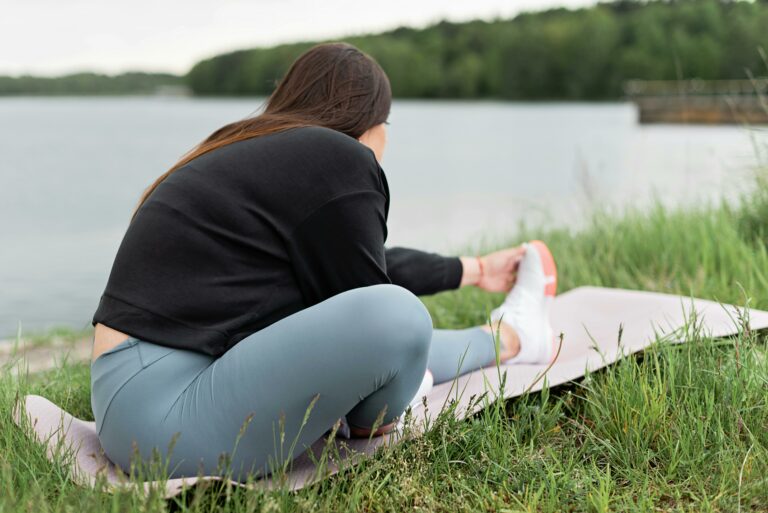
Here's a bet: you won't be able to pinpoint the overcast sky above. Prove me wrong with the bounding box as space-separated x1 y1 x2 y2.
2 0 595 76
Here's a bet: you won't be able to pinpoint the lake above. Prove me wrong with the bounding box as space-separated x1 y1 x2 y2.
0 96 763 338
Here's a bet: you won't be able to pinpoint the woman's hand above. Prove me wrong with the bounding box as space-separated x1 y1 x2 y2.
459 246 526 292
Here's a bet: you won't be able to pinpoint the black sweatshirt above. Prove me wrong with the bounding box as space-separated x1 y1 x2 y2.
92 125 464 356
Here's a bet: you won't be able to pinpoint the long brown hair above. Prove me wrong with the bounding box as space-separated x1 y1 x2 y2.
130 41 392 222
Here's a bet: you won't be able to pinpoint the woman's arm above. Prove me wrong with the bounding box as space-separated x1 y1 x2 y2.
385 246 527 296
287 190 391 306
458 256 482 287
384 247 463 296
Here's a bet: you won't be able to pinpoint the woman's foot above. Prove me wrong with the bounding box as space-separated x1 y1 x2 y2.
488 240 558 364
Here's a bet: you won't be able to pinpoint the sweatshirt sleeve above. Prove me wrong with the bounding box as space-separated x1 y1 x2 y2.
286 190 392 306
384 246 464 296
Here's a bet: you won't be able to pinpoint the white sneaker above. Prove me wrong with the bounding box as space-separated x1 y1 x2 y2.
394 369 434 432
489 240 558 364
410 368 433 408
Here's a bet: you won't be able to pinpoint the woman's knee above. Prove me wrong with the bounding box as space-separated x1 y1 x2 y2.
350 284 433 359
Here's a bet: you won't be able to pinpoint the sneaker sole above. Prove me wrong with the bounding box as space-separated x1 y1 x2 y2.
528 240 559 364
528 240 557 296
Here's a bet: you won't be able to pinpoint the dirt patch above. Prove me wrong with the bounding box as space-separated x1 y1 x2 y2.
0 336 92 374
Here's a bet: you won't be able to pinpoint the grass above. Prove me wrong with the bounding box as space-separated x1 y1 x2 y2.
3 138 768 511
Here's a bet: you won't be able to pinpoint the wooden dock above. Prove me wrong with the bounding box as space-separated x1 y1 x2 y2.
624 79 768 124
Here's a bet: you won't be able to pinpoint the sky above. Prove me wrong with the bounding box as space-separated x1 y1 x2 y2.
1 0 595 76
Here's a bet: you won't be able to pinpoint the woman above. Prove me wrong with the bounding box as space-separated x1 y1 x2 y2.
90 42 558 482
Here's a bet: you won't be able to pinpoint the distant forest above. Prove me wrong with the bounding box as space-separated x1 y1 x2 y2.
3 0 768 99
0 72 184 96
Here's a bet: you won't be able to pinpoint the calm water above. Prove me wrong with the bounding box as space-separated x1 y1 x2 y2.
0 97 763 338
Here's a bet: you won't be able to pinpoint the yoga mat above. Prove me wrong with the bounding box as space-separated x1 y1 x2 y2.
13 286 768 497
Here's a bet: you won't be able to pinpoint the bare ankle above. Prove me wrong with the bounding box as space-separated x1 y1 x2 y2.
481 320 521 362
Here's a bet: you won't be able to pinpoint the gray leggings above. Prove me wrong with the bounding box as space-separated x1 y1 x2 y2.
91 284 497 481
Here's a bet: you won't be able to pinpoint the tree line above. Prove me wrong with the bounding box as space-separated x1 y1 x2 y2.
0 72 184 96
3 0 767 99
